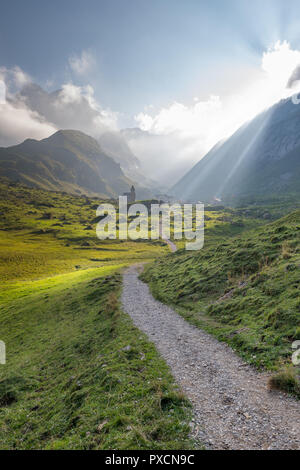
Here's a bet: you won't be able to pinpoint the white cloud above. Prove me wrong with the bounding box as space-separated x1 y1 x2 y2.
0 66 31 89
57 82 86 105
135 96 222 143
0 100 56 147
123 128 203 186
0 65 119 147
12 66 31 87
54 83 117 129
128 41 300 185
38 82 119 134
0 67 57 146
0 80 5 104
136 41 300 143
68 50 95 76
1 41 300 186
287 65 300 89
262 40 300 90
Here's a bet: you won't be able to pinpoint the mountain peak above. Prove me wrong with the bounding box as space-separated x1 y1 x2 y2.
0 129 132 198
44 129 97 143
42 129 104 154
51 129 89 138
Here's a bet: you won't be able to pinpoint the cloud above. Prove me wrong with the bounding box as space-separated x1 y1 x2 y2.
68 50 95 76
122 128 203 186
135 96 222 139
137 41 300 141
131 97 225 184
0 67 56 146
262 41 300 90
0 66 31 89
12 66 31 87
2 41 300 187
287 65 300 89
17 82 119 136
0 65 119 147
127 40 300 185
0 100 56 147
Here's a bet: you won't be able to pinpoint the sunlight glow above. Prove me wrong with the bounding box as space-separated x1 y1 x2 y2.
0 80 6 104
135 41 300 157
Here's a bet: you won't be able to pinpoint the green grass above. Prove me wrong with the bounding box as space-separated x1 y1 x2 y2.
142 210 300 397
1 179 298 450
269 367 300 397
0 181 168 284
0 182 195 449
0 267 193 450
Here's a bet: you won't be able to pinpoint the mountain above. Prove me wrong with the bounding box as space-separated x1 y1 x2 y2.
14 84 157 192
99 130 160 191
121 127 194 188
99 131 140 173
0 129 135 198
172 98 300 203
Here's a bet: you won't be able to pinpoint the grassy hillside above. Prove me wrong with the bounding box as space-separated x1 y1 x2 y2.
1 180 298 450
142 211 300 397
0 268 192 450
0 180 168 285
0 180 270 284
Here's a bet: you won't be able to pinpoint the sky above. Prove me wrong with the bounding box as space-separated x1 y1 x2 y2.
1 0 300 184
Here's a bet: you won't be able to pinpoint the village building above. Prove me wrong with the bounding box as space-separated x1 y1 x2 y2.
123 185 136 203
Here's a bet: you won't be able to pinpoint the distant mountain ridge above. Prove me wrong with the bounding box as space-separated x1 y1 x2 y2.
99 130 161 191
14 83 159 192
172 97 300 203
0 130 136 198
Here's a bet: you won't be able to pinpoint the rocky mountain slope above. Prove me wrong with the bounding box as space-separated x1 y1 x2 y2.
172 98 300 203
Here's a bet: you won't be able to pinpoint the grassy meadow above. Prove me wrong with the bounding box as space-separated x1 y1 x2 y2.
0 268 194 450
0 181 194 450
0 181 169 284
142 210 300 398
0 180 299 450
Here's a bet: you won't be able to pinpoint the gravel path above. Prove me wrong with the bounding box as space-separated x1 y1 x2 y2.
162 236 177 253
160 221 177 252
121 264 300 450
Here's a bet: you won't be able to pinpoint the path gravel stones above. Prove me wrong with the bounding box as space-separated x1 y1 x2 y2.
160 221 177 252
121 264 300 450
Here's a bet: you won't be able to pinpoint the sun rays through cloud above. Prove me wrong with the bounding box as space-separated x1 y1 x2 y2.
1 38 300 185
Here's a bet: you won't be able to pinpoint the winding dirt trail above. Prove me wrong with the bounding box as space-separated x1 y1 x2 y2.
121 264 300 450
159 220 177 252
